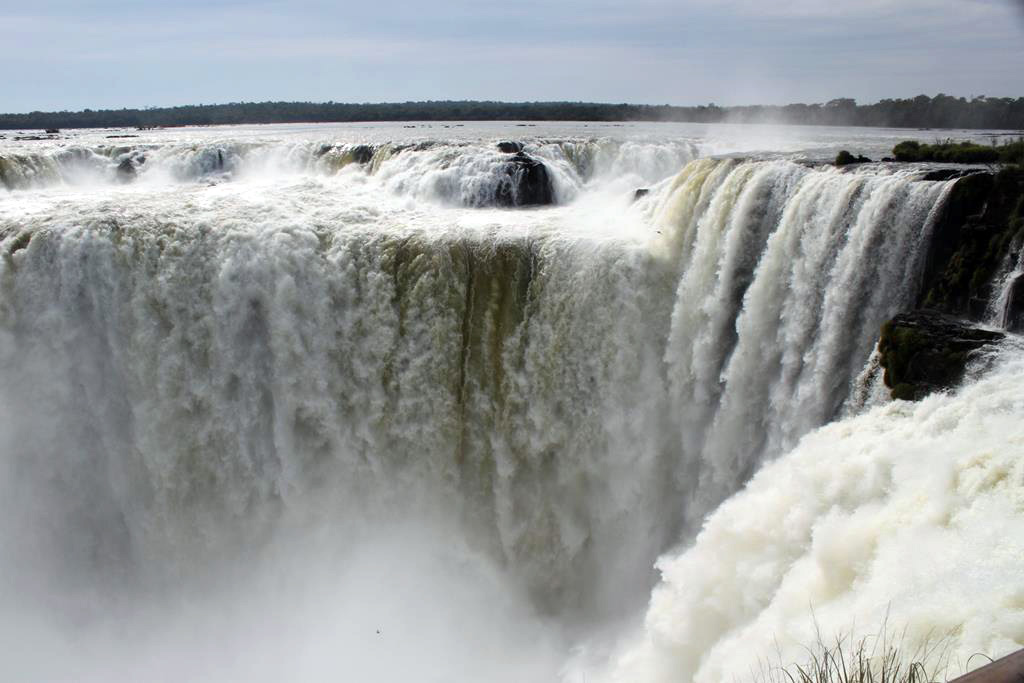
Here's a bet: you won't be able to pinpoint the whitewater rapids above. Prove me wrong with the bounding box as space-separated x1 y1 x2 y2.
0 122 1020 682
603 342 1024 682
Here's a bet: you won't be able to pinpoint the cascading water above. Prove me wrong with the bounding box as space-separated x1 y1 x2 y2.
600 338 1024 683
0 135 699 200
0 123 1018 682
649 160 954 521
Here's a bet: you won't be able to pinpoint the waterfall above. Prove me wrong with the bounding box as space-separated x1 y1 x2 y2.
656 161 952 520
0 137 698 197
603 339 1024 683
0 150 970 681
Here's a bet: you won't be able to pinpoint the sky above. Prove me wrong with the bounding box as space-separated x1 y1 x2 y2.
2 0 1024 113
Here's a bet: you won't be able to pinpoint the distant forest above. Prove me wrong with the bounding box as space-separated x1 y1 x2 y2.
1 95 1022 131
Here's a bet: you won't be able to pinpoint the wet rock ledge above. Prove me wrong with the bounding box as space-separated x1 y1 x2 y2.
877 167 1023 400
495 151 553 207
878 311 1004 401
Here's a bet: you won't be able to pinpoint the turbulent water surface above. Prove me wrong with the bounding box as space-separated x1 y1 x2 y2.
1 121 1021 682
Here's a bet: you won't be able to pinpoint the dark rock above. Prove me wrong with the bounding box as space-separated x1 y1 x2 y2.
349 145 374 164
8 232 31 256
116 158 137 183
920 168 982 182
497 141 524 154
835 150 872 166
878 310 1004 400
495 153 553 207
55 147 94 164
917 169 1024 319
45 128 60 134
633 188 650 201
390 141 439 154
1001 274 1024 333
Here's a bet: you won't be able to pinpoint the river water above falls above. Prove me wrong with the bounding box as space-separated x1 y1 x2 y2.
1 122 1021 682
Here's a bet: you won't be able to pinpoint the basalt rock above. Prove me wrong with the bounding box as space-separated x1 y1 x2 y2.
495 153 553 207
349 145 374 164
116 158 137 183
633 188 650 201
917 168 1024 319
497 141 524 154
920 168 981 182
1000 274 1024 333
315 144 375 167
878 310 1004 401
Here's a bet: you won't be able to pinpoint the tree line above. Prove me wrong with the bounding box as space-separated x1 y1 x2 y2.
1 94 1021 131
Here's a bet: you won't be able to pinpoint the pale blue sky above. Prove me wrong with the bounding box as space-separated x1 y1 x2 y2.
3 0 1024 112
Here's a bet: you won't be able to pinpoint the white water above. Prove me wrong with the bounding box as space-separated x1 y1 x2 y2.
0 131 699 203
604 342 1024 683
0 122 1019 681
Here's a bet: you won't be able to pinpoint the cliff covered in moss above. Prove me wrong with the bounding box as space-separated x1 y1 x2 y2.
916 168 1024 318
878 311 1004 400
878 167 1024 400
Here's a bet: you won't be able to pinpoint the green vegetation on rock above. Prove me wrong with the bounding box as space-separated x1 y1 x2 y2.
917 168 1024 317
892 137 1024 164
835 150 872 166
876 166 1024 400
878 311 1004 401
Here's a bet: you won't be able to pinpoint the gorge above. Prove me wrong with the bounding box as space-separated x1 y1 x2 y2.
0 122 1021 682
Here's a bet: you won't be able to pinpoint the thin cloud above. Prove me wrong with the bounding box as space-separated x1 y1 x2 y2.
2 0 1022 112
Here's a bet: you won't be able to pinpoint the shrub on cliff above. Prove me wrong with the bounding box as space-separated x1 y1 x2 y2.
835 150 872 166
892 141 923 161
1001 138 1024 166
893 138 1023 164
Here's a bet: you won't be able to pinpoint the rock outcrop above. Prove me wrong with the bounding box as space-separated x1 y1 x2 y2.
1001 274 1024 333
348 145 374 164
116 158 137 183
916 168 1024 319
873 168 1023 400
878 310 1004 400
495 153 553 207
835 150 872 166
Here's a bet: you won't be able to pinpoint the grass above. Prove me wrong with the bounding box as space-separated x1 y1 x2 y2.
751 622 975 683
893 137 1024 165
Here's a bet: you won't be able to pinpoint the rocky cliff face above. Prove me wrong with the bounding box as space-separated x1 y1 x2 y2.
916 169 1024 318
878 167 1024 400
878 311 1004 401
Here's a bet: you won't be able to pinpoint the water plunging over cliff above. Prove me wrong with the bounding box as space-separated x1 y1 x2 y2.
0 124 1017 682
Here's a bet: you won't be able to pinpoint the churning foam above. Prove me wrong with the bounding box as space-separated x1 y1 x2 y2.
604 343 1024 683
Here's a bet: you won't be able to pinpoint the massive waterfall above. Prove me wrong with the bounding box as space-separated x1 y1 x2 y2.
0 126 1018 681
